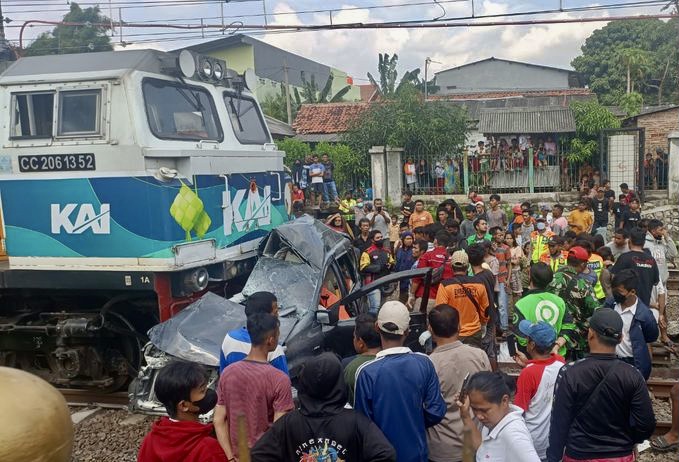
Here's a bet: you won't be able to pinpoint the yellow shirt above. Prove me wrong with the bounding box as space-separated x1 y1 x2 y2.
568 209 593 233
409 210 434 229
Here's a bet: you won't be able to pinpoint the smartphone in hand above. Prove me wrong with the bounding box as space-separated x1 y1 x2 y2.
506 333 517 357
459 372 471 404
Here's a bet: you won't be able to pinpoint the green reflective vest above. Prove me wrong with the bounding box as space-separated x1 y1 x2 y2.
587 254 605 300
513 290 570 357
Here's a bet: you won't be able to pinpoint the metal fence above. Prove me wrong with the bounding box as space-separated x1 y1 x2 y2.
400 135 584 195
598 128 645 201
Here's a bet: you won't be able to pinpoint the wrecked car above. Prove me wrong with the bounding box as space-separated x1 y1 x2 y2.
129 215 431 414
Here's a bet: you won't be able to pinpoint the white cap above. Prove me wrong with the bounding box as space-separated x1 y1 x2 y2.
377 301 411 335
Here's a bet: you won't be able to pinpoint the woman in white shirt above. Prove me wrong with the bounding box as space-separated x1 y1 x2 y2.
458 371 541 462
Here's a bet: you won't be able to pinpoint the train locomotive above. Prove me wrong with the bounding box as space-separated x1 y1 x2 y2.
0 49 291 390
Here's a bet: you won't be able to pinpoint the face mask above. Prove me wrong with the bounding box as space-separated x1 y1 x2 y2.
612 291 627 304
374 240 384 248
536 223 546 231
191 389 217 415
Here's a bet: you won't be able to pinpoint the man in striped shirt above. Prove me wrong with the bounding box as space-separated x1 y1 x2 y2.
214 313 294 460
219 291 288 375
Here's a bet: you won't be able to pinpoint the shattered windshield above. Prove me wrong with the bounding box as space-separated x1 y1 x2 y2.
242 256 320 316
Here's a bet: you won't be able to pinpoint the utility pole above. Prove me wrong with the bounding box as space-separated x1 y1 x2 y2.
283 59 292 124
424 57 431 101
262 0 268 25
0 0 15 62
424 57 440 101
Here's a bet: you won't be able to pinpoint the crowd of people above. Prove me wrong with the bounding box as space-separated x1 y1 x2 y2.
402 136 561 194
137 186 678 462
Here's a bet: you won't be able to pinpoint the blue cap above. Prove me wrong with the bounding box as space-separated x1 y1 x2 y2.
518 320 557 348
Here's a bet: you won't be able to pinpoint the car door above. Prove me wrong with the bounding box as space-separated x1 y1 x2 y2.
317 267 433 357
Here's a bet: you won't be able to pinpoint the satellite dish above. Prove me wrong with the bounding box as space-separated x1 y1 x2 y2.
243 68 257 91
178 50 197 79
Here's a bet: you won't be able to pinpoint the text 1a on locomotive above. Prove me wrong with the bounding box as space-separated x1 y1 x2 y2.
0 49 291 390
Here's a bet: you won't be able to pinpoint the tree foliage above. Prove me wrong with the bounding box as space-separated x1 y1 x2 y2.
618 92 644 117
299 73 351 103
571 19 678 105
260 84 299 123
567 100 621 162
276 138 312 165
276 138 369 192
343 86 467 159
261 74 351 122
367 53 436 98
24 3 113 56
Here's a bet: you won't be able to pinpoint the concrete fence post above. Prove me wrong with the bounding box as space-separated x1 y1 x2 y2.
669 132 679 204
369 146 386 201
384 146 404 205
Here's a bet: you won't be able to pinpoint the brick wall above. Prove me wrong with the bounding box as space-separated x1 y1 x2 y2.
635 108 679 153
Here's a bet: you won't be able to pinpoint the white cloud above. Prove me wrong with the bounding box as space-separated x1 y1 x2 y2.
259 0 610 84
7 0 664 87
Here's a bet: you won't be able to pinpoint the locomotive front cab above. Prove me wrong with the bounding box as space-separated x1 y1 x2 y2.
0 50 290 389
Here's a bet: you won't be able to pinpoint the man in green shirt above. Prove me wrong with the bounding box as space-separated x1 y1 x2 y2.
513 262 574 358
547 246 601 358
465 217 492 247
344 312 381 405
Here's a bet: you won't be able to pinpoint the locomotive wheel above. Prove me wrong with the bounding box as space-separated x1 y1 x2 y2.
98 310 147 393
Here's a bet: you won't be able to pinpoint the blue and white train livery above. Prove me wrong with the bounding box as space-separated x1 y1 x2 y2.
0 49 291 389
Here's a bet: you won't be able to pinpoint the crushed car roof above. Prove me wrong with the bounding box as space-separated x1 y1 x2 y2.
265 214 351 270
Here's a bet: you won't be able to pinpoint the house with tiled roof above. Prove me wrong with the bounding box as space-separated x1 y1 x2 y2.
293 102 370 143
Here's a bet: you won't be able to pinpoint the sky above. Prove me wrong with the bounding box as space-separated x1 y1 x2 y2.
2 0 669 83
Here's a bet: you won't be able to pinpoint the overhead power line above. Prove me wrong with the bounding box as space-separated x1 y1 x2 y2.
8 0 676 50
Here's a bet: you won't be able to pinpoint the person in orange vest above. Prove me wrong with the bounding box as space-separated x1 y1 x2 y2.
530 217 554 263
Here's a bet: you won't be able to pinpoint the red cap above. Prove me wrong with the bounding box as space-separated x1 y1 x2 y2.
568 246 589 261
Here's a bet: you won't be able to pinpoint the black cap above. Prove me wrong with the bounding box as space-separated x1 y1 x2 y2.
589 308 623 342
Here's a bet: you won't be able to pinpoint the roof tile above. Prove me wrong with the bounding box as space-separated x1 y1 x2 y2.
292 102 370 134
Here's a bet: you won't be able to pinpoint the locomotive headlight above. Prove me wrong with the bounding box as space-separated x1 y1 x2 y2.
200 59 213 79
178 50 197 79
183 267 209 293
213 62 224 80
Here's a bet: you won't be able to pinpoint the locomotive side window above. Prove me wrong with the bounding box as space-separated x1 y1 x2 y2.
223 91 271 145
143 78 222 142
11 92 55 138
58 90 101 136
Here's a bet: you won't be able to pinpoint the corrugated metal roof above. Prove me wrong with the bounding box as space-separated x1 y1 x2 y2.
264 115 295 137
478 106 575 134
0 50 167 83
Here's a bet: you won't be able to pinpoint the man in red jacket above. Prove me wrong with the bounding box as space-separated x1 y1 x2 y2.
408 230 454 312
138 361 228 462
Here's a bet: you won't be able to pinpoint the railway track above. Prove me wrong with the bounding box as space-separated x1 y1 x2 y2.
60 389 129 409
502 367 676 437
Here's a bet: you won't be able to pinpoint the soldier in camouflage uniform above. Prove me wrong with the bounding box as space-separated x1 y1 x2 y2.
548 246 600 358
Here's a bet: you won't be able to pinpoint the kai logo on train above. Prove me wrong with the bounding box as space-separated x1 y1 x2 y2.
51 203 111 234
222 177 271 235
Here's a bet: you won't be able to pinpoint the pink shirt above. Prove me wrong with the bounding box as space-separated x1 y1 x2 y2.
217 360 294 455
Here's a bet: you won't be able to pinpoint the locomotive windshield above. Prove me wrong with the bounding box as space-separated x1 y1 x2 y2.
143 78 222 142
223 91 271 145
